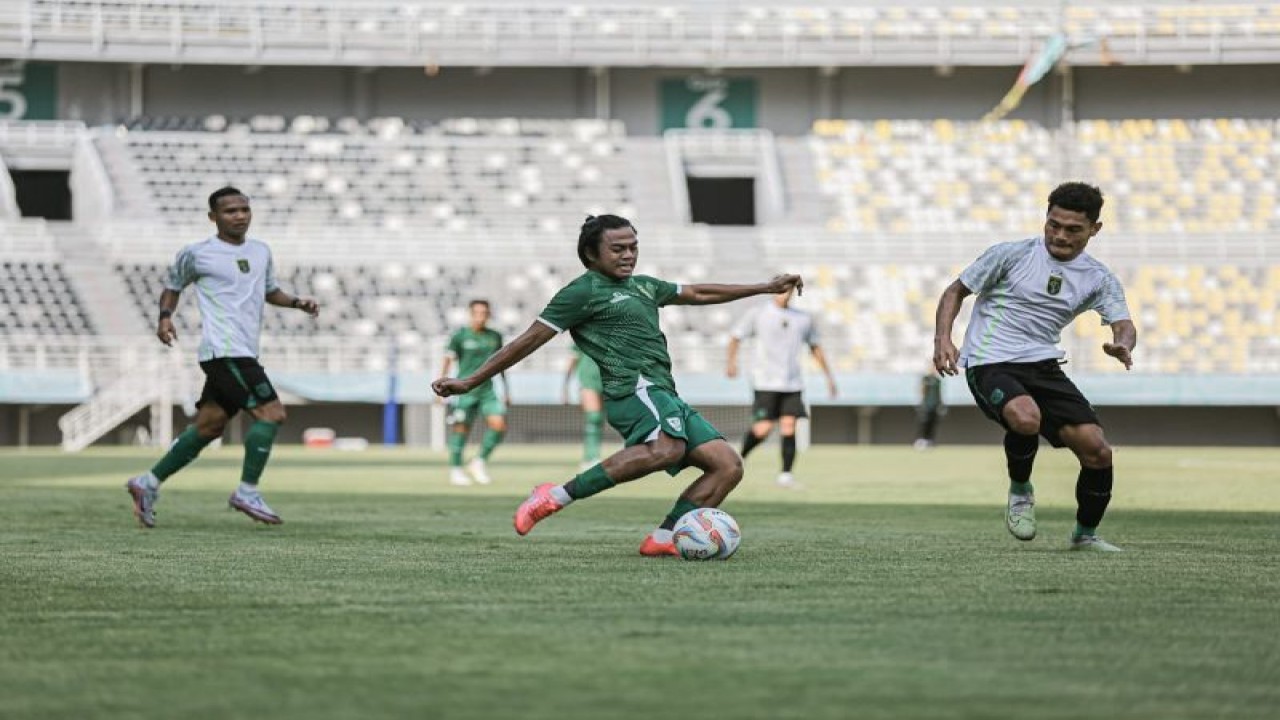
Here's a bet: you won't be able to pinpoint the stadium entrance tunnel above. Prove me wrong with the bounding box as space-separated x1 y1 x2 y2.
687 176 755 226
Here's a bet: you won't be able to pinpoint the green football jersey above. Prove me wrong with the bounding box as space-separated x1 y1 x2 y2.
539 271 681 400
447 326 504 392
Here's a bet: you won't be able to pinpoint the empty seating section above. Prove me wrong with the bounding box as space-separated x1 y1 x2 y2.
1073 264 1280 374
1074 119 1279 234
4 116 1275 377
0 262 95 336
812 119 1280 236
118 120 631 230
812 119 1056 235
799 262 1280 375
113 255 1280 375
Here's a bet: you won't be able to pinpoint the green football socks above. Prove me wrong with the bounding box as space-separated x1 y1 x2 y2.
563 463 616 500
447 428 467 466
479 428 505 460
241 420 279 486
583 410 603 462
660 498 700 531
150 426 216 482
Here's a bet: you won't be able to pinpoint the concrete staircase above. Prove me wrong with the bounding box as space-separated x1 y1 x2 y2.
773 138 829 226
622 137 681 226
92 133 158 218
48 221 148 337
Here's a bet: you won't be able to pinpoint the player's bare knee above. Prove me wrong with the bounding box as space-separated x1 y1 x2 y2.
197 418 226 438
255 404 286 424
649 435 686 469
1004 403 1041 436
1079 441 1112 469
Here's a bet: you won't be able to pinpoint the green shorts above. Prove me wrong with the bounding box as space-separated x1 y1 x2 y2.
447 386 506 425
576 354 604 394
604 385 723 476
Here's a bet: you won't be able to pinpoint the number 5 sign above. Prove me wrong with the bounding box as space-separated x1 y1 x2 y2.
0 62 57 120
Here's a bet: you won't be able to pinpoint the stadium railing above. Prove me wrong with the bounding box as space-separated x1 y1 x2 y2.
3 1 1278 67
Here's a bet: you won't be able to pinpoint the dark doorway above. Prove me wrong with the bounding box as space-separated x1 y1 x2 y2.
9 170 72 219
687 176 755 226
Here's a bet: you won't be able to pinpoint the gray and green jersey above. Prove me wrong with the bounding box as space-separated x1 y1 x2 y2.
165 236 279 361
730 301 818 393
959 238 1130 367
538 271 681 401
447 326 503 393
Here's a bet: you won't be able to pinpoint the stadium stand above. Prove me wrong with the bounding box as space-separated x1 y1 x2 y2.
810 118 1280 236
113 119 631 229
0 260 95 336
0 1 1277 448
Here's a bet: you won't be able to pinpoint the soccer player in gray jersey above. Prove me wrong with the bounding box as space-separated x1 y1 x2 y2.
124 187 319 528
933 182 1137 552
726 286 837 489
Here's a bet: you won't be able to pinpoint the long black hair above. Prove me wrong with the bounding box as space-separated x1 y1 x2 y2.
576 214 635 268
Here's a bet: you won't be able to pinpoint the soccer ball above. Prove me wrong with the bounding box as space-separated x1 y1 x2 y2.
672 508 741 560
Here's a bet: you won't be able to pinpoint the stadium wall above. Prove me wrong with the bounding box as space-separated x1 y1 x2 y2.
55 63 1280 131
2 403 1278 449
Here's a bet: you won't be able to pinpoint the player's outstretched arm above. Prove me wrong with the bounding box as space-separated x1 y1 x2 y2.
156 288 181 346
265 288 319 317
432 322 557 398
675 274 803 306
725 337 742 378
932 279 972 376
1102 319 1138 370
810 345 838 397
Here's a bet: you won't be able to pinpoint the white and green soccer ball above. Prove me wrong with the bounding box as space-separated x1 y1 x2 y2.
672 507 741 561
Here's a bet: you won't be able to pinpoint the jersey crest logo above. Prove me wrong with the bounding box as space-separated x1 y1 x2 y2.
666 417 683 432
236 259 251 273
1046 274 1063 295
609 291 632 305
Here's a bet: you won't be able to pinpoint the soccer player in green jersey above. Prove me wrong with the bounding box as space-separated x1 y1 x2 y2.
438 299 509 485
562 344 605 470
124 187 319 527
432 214 803 556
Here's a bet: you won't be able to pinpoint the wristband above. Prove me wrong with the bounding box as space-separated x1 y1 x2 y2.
158 309 173 320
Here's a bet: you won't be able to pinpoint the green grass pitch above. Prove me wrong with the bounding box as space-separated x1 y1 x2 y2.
2 444 1278 719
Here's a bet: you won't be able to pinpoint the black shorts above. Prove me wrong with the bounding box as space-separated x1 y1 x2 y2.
751 390 807 421
965 360 1099 448
197 357 279 416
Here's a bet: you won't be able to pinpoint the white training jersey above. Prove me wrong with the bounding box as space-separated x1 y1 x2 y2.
959 237 1130 367
730 302 819 392
165 236 279 361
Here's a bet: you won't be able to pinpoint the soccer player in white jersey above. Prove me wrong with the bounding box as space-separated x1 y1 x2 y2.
933 182 1137 552
726 286 837 489
124 187 319 528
